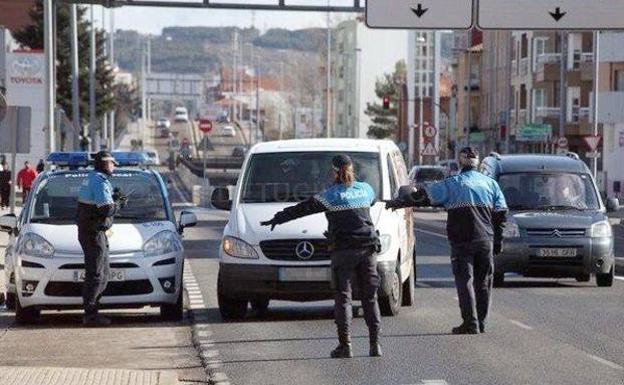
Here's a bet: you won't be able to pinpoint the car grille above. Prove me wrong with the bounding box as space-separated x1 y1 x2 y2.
260 239 330 261
44 280 153 297
525 228 586 237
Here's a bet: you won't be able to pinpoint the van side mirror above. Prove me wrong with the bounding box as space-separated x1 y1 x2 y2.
211 187 232 211
606 198 620 213
0 214 17 233
179 211 198 231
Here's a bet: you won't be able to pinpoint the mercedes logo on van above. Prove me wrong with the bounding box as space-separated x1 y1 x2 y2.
295 241 315 260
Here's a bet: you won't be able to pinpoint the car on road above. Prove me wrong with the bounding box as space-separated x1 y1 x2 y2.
231 146 247 158
409 165 446 188
142 149 161 166
211 139 416 320
220 125 236 137
157 118 171 138
480 152 618 287
0 152 198 324
174 107 189 123
437 159 460 177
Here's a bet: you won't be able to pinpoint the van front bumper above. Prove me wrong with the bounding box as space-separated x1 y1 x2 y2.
219 262 397 302
496 236 614 277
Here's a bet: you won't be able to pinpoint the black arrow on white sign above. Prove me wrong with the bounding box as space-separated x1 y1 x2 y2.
411 3 428 18
549 7 566 21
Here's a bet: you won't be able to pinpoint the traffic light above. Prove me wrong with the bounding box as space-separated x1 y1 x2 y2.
383 95 390 110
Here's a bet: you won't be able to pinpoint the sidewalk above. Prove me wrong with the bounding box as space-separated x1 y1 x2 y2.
0 367 178 385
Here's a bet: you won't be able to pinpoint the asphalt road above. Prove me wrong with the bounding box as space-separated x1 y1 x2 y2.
179 205 624 385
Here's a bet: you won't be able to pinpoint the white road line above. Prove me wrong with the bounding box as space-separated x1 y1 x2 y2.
415 228 447 239
508 319 534 331
614 276 624 282
587 354 624 371
415 282 432 288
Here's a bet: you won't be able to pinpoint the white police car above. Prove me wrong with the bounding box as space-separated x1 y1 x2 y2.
0 152 197 324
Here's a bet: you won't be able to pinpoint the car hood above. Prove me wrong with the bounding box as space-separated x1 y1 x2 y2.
234 202 384 244
23 221 178 255
510 210 605 229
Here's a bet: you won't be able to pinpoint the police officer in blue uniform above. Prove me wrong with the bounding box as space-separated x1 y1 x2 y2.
387 147 507 334
77 151 126 326
261 155 383 358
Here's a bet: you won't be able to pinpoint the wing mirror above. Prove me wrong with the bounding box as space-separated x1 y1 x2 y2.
211 187 232 211
0 214 17 233
606 198 620 213
179 211 198 233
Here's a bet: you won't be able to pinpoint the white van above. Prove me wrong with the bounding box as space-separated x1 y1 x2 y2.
211 139 416 320
174 107 189 123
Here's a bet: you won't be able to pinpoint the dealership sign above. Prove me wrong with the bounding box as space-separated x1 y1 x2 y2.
9 53 44 86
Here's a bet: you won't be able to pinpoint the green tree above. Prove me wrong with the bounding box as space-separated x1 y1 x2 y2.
365 60 406 139
13 2 115 136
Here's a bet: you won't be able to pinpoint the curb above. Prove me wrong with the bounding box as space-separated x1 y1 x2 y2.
0 366 178 385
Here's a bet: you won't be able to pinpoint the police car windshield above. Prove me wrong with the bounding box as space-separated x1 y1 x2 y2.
29 171 168 224
241 152 382 203
498 173 600 211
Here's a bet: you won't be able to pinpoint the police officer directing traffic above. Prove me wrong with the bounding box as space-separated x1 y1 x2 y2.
261 155 383 358
387 147 507 334
77 151 126 326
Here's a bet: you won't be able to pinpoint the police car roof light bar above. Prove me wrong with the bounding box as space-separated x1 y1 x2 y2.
47 151 149 168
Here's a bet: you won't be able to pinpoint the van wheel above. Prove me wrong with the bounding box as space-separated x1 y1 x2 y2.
596 266 614 287
251 298 270 315
379 263 402 316
401 262 415 307
15 298 39 325
217 273 248 321
575 273 591 283
160 288 184 321
5 292 15 311
493 272 505 288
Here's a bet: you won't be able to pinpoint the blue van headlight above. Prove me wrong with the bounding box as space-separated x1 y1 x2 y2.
590 221 612 238
143 230 182 257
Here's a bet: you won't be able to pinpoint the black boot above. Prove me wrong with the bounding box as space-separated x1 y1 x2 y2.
452 323 479 335
330 333 353 359
369 330 382 357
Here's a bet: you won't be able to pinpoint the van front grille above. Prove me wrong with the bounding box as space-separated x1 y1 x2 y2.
526 228 586 237
260 239 330 261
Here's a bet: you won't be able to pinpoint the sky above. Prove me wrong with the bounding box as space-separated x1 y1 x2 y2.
93 1 357 34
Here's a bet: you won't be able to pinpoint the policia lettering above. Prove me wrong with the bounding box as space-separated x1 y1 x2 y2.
261 155 383 358
387 147 508 335
76 151 127 327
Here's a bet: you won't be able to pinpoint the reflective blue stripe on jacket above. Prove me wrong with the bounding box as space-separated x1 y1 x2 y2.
425 168 508 244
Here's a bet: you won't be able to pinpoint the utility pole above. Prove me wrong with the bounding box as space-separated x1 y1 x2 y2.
592 30 600 177
70 4 81 147
232 30 238 122
89 5 97 151
279 61 284 140
146 36 151 122
559 31 567 140
407 31 416 167
326 2 332 138
505 31 513 154
109 8 115 149
465 29 472 148
419 86 424 165
433 31 441 163
101 7 108 148
44 0 55 154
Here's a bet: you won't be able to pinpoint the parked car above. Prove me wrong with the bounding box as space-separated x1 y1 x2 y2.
157 118 171 138
437 159 460 176
231 146 247 158
480 152 617 287
211 139 416 320
221 125 236 137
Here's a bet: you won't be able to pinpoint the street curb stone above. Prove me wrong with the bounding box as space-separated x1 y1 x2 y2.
0 366 179 385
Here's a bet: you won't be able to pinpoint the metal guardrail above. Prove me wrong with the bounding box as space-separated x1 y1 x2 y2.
180 156 244 178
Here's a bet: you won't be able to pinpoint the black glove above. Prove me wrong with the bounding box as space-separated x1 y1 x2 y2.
494 241 503 255
260 218 279 231
112 187 128 209
385 199 408 211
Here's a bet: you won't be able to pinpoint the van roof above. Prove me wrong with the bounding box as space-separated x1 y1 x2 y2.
249 139 398 154
494 154 590 174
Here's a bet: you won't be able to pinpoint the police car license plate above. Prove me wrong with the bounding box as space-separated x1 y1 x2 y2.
537 248 578 258
73 270 126 282
278 267 331 282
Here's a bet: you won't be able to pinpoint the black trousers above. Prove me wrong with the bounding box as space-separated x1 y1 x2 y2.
450 240 494 329
0 186 9 208
331 247 381 338
78 227 110 316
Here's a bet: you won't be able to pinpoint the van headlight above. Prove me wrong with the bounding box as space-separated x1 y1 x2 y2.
590 221 612 238
379 234 392 254
17 233 54 258
143 230 182 257
222 236 259 259
503 222 520 238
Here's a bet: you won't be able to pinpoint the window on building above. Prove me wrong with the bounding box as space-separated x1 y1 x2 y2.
521 34 529 58
615 70 624 91
520 84 527 109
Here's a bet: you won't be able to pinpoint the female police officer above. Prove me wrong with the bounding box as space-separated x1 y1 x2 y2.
261 154 382 358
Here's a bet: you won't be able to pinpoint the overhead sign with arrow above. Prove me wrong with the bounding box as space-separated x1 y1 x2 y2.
478 0 624 29
366 0 472 29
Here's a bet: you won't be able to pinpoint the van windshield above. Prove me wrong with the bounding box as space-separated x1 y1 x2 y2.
498 173 600 211
241 152 382 203
29 171 169 224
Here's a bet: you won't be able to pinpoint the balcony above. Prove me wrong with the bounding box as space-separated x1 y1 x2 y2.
535 107 561 118
536 53 561 65
598 92 624 124
511 60 518 76
535 61 560 83
518 109 528 125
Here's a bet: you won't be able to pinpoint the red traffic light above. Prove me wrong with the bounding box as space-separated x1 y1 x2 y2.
383 95 390 110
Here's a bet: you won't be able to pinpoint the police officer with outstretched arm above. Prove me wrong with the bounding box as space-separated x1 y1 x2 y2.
261 155 383 358
77 151 126 326
387 147 507 334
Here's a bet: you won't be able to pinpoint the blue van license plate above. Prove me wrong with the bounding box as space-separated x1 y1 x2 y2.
537 248 577 257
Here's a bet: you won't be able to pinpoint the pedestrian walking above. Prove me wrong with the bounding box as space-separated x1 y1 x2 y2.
261 155 383 358
0 161 11 210
76 151 126 326
386 147 508 334
16 161 37 202
36 159 45 174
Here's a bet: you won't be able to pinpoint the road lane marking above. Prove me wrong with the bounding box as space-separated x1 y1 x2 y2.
508 319 534 330
415 228 447 239
415 282 432 288
614 276 624 282
587 354 624 371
